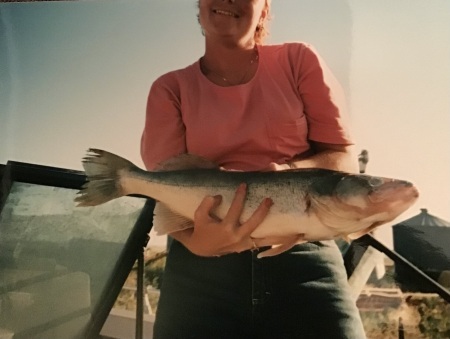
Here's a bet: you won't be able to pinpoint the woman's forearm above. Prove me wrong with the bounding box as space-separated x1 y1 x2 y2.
266 142 358 173
290 144 358 173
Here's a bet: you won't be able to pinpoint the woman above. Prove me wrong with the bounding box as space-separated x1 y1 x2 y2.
141 0 367 338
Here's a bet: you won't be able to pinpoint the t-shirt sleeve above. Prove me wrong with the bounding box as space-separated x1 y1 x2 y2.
140 74 187 170
293 43 353 145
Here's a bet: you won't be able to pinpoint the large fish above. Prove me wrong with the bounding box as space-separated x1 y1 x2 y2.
75 149 418 250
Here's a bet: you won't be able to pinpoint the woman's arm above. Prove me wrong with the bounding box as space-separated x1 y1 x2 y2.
267 142 358 173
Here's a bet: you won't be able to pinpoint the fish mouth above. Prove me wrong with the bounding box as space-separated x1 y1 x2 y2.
212 9 239 18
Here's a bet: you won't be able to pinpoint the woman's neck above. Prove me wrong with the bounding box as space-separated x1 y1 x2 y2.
201 40 259 86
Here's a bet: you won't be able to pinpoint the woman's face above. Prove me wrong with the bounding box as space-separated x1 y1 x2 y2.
198 0 268 44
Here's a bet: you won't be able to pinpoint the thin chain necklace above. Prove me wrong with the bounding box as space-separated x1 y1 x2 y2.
201 46 259 85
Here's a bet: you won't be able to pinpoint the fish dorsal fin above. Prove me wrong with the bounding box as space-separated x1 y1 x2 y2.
153 202 194 235
154 154 218 171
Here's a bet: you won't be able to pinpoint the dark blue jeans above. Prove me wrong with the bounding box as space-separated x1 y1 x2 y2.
153 240 366 339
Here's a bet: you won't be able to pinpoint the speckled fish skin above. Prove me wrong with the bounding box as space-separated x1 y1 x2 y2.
75 149 419 242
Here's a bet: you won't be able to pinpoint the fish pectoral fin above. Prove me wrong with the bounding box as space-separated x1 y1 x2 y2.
154 154 219 171
344 230 369 241
344 221 384 241
153 203 194 235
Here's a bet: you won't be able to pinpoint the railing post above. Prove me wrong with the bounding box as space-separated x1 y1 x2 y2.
135 234 149 339
398 317 404 339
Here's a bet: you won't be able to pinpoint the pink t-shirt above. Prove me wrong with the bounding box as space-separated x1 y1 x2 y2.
141 42 352 171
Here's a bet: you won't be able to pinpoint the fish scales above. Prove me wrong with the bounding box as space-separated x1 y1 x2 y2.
126 167 312 234
130 167 332 210
128 167 318 217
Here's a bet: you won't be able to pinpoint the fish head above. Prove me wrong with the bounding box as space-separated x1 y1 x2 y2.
307 172 419 239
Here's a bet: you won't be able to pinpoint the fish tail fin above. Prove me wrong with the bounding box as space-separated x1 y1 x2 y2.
75 148 136 206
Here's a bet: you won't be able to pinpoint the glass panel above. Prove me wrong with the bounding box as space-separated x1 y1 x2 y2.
0 182 145 339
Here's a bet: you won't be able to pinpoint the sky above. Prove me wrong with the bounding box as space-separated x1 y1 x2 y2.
1 0 449 247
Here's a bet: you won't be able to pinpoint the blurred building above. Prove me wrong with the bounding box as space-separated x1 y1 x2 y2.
393 208 450 292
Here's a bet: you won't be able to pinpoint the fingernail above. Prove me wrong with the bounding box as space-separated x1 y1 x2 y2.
265 198 274 207
237 183 247 192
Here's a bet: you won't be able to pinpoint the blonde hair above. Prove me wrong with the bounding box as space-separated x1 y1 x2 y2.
255 0 271 45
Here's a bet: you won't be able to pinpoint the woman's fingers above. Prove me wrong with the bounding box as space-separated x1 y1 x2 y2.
187 184 275 256
252 234 304 248
224 183 274 240
254 235 306 258
223 183 247 224
256 242 297 258
261 162 291 172
224 183 273 228
194 194 222 223
239 197 273 236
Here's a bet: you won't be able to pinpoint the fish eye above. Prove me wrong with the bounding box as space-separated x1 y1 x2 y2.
368 177 384 187
335 176 369 197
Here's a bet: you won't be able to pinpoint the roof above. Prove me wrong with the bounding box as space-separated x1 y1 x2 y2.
396 208 450 228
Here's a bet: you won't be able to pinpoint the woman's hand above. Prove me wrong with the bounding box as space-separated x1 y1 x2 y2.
262 143 358 173
170 183 273 257
263 162 292 171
